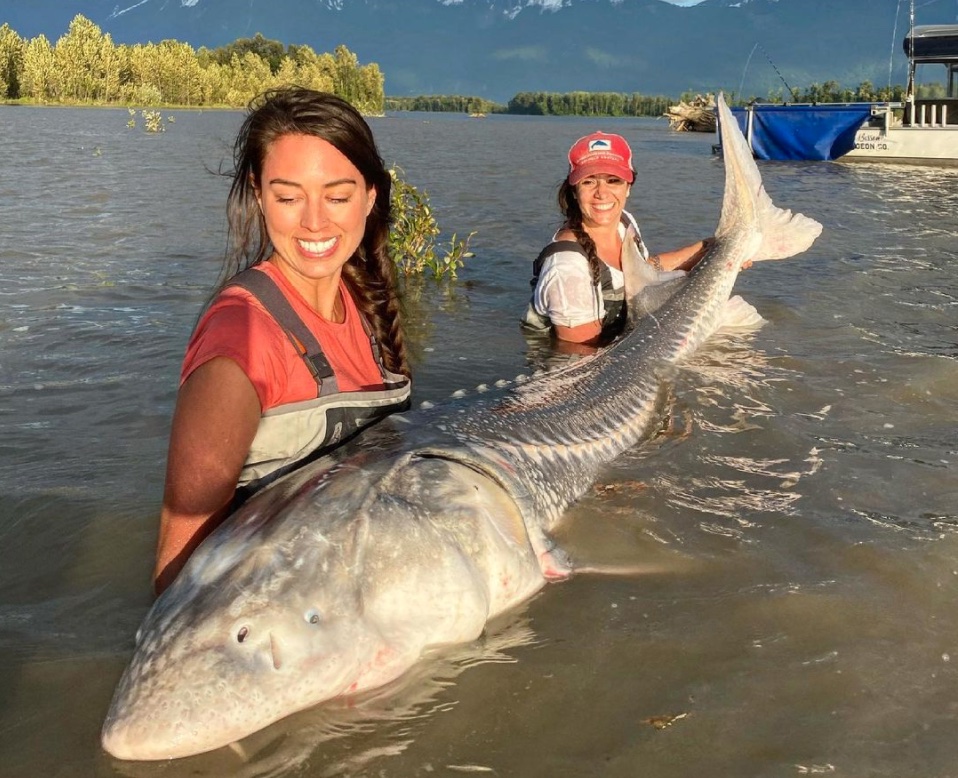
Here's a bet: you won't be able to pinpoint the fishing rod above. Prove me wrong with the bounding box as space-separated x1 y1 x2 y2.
737 42 799 102
758 43 799 102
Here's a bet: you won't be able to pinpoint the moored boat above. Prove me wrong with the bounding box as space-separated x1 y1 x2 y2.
718 16 958 166
843 23 958 164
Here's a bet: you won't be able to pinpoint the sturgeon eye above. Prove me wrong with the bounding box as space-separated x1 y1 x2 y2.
237 626 250 643
305 609 321 625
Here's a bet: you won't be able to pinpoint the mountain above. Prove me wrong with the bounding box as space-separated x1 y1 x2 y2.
0 0 950 102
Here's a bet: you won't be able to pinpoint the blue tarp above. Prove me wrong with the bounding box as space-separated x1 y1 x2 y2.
728 104 875 161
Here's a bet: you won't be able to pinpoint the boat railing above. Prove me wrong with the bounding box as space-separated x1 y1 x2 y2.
904 98 958 126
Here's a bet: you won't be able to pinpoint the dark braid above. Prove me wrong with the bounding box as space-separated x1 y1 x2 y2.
221 85 410 378
557 179 603 285
340 207 410 378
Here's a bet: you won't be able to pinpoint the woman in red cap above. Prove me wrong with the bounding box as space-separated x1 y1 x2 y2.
523 131 711 348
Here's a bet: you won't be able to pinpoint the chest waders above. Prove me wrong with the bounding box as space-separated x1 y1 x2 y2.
523 214 646 337
226 269 411 503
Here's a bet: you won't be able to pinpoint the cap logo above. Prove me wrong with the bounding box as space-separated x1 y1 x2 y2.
588 139 612 151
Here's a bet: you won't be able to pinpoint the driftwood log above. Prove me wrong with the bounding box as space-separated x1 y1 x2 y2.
666 94 717 132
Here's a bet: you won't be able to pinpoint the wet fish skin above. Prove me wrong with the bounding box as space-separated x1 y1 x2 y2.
101 93 822 761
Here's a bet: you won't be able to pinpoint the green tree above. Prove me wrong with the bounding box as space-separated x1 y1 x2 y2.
21 34 57 101
210 33 286 74
2 18 387 113
55 15 109 102
155 40 203 105
355 62 384 114
124 43 161 104
856 80 876 102
0 23 24 99
284 43 334 92
333 44 360 104
223 50 272 106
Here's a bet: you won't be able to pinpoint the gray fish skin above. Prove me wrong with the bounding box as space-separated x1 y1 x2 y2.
101 93 822 761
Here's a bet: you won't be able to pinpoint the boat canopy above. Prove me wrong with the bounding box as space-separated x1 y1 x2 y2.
727 104 874 161
905 25 958 63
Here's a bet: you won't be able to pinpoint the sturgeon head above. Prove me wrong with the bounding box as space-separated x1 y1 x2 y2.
101 463 382 760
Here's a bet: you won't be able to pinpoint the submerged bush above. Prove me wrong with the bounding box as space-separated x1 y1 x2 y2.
125 107 166 132
388 167 474 280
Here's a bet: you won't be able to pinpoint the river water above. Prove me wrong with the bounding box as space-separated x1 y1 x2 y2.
1 104 956 778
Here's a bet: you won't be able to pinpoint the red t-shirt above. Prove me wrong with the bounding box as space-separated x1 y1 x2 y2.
182 263 386 411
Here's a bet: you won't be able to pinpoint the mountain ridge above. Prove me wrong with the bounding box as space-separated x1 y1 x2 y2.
0 0 947 102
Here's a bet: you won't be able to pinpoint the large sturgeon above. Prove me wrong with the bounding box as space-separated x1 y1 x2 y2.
101 93 822 761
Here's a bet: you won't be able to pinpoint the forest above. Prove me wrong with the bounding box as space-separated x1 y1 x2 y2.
0 16 385 114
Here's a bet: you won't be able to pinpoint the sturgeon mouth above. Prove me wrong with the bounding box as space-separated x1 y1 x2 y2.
270 632 283 670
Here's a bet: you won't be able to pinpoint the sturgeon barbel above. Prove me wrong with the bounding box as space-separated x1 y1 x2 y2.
102 93 822 761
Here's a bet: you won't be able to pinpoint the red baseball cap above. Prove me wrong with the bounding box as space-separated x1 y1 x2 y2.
567 131 635 185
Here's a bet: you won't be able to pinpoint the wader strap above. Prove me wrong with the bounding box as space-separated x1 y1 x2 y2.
530 240 585 289
354 306 391 386
227 269 339 397
532 213 641 287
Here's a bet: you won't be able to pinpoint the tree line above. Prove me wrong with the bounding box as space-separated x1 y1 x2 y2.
385 95 502 114
781 80 946 103
506 91 674 117
0 16 385 113
388 82 942 118
385 91 676 117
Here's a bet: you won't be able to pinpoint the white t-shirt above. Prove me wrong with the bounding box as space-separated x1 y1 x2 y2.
531 212 649 329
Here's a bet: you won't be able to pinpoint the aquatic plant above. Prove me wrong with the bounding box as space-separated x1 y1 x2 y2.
125 107 165 132
141 109 165 133
388 167 474 280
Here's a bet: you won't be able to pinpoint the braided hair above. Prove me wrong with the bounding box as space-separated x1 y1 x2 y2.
556 179 604 286
221 86 410 378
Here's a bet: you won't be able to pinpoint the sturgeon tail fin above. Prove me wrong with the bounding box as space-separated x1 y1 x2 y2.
715 92 823 263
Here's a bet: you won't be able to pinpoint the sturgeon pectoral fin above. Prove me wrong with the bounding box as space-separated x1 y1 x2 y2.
540 547 574 580
481 487 533 550
571 561 676 577
719 295 766 331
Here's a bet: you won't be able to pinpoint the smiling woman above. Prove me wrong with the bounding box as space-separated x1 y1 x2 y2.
153 87 412 595
521 129 712 350
255 133 376 318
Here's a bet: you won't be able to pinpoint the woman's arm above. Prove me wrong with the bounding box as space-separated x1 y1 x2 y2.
153 357 262 595
553 320 602 344
652 238 714 272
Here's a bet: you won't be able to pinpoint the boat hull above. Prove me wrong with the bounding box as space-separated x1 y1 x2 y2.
843 120 958 165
